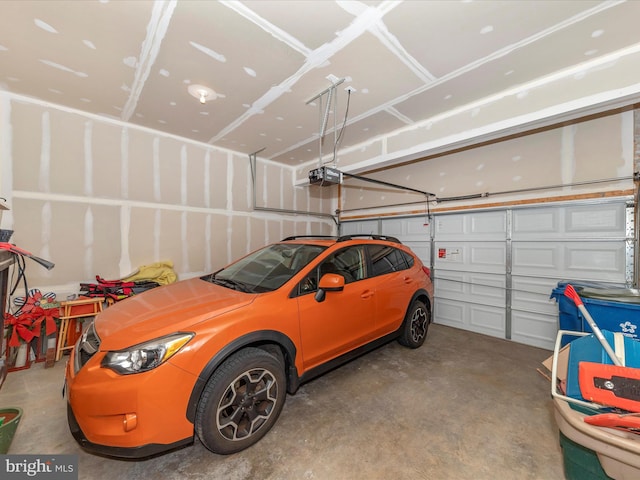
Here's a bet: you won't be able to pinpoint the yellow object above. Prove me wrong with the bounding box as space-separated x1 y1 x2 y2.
121 261 177 285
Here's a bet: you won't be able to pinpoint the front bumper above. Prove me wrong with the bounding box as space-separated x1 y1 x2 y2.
65 348 197 458
67 403 192 459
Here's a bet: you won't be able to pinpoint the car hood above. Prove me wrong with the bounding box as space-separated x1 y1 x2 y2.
95 277 256 350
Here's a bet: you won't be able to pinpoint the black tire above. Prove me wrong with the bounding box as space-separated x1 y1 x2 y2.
195 347 286 454
398 300 430 348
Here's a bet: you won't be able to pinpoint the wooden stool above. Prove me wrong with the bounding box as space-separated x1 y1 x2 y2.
55 297 104 361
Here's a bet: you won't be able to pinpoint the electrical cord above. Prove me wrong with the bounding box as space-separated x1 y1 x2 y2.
8 253 28 314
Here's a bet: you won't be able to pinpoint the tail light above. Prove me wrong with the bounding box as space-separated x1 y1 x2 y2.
422 266 431 278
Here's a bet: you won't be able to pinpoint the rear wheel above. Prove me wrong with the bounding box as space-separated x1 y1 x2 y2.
195 347 286 454
398 300 430 348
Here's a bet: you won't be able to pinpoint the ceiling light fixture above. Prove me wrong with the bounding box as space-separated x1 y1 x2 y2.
188 84 215 104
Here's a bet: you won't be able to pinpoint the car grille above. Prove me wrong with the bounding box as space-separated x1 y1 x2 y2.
73 321 101 374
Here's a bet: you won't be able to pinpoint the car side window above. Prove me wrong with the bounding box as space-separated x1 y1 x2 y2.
296 246 366 296
368 245 414 277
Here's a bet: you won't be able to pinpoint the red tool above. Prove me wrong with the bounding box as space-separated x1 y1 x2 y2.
579 361 640 412
584 412 640 433
0 242 54 270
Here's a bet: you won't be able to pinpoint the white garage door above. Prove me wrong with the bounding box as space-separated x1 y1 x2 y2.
340 198 632 350
433 210 508 341
510 201 631 349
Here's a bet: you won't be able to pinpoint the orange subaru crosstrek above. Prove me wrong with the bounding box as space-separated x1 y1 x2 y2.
65 235 433 458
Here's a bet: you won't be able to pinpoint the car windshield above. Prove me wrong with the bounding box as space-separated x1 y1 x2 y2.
202 243 326 293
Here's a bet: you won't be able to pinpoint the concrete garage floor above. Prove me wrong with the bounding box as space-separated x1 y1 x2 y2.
1 324 564 479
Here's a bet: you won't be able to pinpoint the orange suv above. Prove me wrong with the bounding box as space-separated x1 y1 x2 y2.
65 235 433 458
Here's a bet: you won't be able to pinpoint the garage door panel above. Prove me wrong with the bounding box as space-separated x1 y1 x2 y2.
435 272 465 295
405 217 430 236
512 244 558 271
471 213 506 236
567 244 625 278
469 305 505 338
565 203 626 235
341 220 378 236
434 298 465 328
404 241 430 264
470 275 505 302
513 209 558 235
381 217 429 241
435 211 506 241
378 218 430 265
434 215 465 237
513 203 627 240
436 242 505 274
436 299 504 338
512 242 626 282
381 218 403 237
511 276 560 316
471 244 505 269
436 272 504 307
511 311 557 350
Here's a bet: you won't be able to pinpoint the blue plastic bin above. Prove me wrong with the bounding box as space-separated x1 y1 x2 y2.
564 330 640 400
550 282 640 342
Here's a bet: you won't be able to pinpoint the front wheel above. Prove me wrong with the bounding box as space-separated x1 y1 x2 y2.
398 300 430 348
195 347 286 454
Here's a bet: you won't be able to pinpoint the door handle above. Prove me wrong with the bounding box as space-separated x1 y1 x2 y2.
403 277 413 284
360 290 374 299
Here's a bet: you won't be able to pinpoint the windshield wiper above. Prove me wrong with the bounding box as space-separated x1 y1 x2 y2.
212 277 252 293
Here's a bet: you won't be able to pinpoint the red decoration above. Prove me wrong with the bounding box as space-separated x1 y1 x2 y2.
14 289 56 312
4 290 60 370
4 312 36 347
30 306 58 338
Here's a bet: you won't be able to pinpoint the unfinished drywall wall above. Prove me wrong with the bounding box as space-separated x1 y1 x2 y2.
339 110 634 218
0 93 336 298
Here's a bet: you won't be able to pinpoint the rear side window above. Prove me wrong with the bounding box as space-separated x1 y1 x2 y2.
294 245 366 297
368 245 414 277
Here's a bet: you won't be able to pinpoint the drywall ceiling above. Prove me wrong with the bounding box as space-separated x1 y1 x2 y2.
1 0 639 170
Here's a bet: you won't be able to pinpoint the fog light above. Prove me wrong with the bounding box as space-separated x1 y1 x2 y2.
123 413 137 432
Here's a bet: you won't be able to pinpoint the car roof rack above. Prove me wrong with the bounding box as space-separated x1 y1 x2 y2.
281 234 403 244
281 235 337 241
336 234 402 244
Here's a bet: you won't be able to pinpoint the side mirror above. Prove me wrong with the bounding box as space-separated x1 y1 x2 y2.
314 273 345 303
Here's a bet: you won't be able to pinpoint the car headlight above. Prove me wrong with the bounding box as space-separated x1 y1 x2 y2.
102 333 194 375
